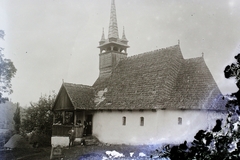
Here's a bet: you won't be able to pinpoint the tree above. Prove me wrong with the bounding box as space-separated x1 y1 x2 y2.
156 53 240 159
21 92 56 146
224 53 240 105
13 103 21 133
0 30 17 103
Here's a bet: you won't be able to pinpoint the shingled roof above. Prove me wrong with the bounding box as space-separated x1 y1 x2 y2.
168 57 225 110
53 83 95 110
93 44 226 110
53 45 225 111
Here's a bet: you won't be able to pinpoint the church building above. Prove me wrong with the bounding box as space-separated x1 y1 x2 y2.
51 0 226 146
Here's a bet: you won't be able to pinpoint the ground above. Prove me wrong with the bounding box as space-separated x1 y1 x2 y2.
0 144 166 160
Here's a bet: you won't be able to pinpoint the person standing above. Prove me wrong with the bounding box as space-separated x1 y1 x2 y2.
68 127 75 148
87 121 92 135
83 121 88 136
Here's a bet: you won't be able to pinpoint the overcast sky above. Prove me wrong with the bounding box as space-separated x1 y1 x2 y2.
0 0 240 107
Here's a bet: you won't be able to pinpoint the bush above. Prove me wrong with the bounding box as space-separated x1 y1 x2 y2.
0 130 14 149
21 93 56 147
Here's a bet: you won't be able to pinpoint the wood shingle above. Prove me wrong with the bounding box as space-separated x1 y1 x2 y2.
54 45 225 111
53 83 95 110
93 44 225 110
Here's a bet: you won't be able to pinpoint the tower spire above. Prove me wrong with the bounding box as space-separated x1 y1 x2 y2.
108 0 119 40
121 26 128 43
97 0 129 78
101 28 105 40
99 28 105 45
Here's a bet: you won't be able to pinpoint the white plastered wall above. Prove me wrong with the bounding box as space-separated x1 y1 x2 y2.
92 110 158 145
51 136 69 147
155 109 226 144
92 110 226 145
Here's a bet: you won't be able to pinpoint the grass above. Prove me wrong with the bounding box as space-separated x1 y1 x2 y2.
0 143 163 160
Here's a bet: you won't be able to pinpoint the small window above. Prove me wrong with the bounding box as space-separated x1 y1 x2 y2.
122 116 126 126
140 117 144 126
178 117 182 125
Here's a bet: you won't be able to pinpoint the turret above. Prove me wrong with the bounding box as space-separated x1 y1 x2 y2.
97 0 130 78
121 26 128 45
99 28 106 45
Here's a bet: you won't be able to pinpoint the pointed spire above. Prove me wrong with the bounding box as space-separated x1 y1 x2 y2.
100 28 105 43
101 28 105 40
108 0 119 40
121 26 128 42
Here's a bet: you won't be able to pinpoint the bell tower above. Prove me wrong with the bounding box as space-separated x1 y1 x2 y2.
98 0 129 78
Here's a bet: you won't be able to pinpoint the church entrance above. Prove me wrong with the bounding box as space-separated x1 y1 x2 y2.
86 115 93 136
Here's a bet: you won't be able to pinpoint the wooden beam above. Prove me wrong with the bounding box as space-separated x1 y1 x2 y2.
62 111 65 124
74 110 77 125
53 112 56 124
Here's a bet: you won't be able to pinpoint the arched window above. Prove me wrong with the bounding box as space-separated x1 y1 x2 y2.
121 49 126 53
101 49 106 53
113 47 118 51
178 117 182 125
122 116 126 125
140 117 144 126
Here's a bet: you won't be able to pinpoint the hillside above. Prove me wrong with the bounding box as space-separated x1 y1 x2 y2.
0 101 19 130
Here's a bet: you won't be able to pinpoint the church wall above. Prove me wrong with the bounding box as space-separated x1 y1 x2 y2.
92 109 226 145
155 109 226 144
92 110 158 145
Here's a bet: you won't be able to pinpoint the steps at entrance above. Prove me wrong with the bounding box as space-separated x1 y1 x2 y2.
82 136 100 146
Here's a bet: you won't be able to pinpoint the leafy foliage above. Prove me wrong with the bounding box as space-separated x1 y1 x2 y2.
224 54 240 80
13 104 21 133
0 30 17 103
0 130 14 149
21 92 56 146
155 53 240 159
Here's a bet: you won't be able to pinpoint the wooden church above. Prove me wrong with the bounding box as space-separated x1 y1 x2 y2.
51 0 226 146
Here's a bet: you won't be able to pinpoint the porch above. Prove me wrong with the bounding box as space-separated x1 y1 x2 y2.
51 83 96 147
52 125 84 138
52 110 93 137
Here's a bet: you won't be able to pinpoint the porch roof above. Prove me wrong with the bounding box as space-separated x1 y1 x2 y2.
52 83 95 111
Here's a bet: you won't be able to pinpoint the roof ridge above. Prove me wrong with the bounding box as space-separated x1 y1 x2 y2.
63 82 93 89
127 44 180 60
185 56 204 61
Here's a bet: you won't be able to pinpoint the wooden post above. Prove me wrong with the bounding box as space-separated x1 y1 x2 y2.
53 112 56 124
83 110 86 122
62 111 65 124
74 110 77 125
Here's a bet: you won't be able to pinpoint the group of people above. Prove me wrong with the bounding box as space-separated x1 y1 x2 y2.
68 120 92 147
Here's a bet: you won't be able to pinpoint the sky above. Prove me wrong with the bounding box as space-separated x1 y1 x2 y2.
0 0 240 107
